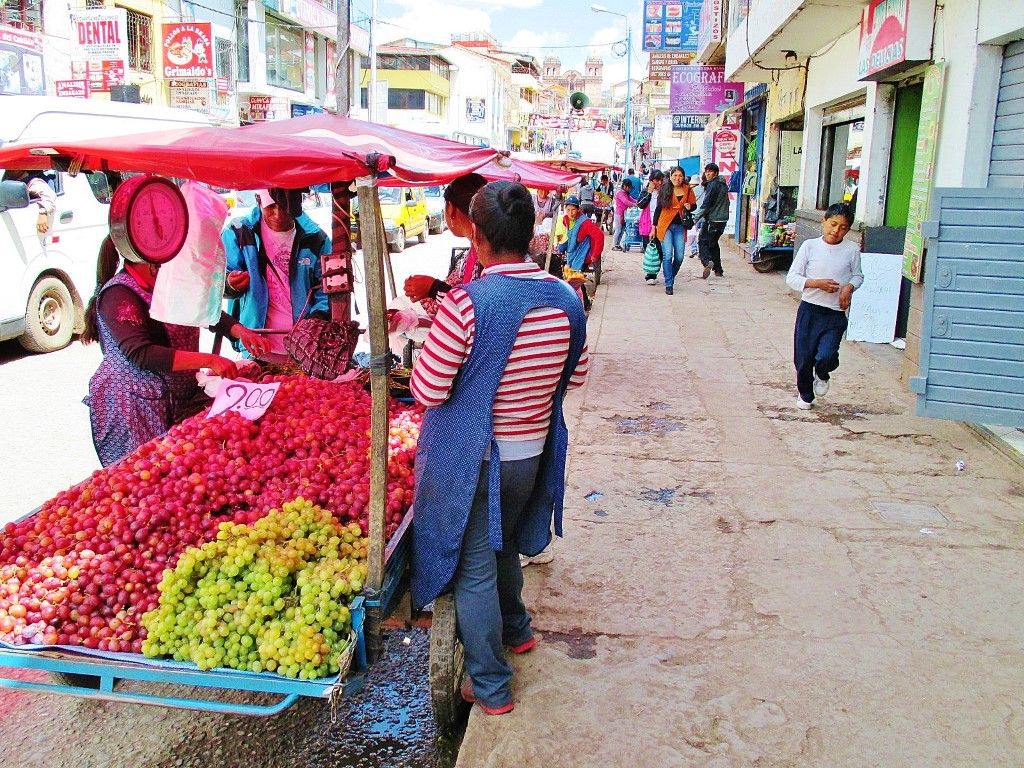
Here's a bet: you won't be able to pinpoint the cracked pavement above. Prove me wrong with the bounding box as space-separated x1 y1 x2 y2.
456 245 1024 767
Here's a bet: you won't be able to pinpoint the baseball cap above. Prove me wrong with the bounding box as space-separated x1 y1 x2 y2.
564 195 581 206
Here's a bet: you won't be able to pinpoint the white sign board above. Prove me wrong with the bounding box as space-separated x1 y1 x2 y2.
208 379 281 420
847 252 903 343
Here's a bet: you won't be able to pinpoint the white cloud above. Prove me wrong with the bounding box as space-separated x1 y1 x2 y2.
380 0 494 44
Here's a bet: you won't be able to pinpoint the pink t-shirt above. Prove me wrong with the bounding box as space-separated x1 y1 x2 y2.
260 218 296 353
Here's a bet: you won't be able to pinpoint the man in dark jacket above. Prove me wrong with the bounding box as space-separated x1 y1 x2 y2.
693 163 731 278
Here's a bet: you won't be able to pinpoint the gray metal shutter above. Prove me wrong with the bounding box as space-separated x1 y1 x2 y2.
989 40 1024 188
910 188 1024 427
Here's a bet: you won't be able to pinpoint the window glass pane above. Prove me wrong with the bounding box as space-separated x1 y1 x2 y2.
266 16 304 91
215 37 233 80
236 0 250 81
822 120 863 209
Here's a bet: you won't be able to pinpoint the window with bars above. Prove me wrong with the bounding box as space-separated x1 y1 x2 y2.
1 0 43 32
117 7 153 72
215 37 233 82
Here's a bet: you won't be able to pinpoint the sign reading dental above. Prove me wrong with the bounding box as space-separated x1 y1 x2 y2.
857 0 934 81
669 64 742 114
162 24 214 79
69 9 128 93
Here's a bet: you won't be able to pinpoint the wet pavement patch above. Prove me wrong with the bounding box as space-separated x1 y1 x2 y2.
539 630 599 660
640 487 677 506
584 490 605 502
872 501 948 526
646 401 672 411
593 509 609 517
609 414 685 435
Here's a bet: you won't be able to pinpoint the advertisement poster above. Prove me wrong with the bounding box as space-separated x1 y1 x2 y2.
466 98 486 123
0 24 45 95
161 23 214 79
712 122 740 236
304 32 315 98
169 79 212 114
857 0 908 79
70 9 128 93
55 79 90 98
669 64 742 113
847 253 904 343
648 51 695 82
903 62 945 282
325 40 336 106
673 114 710 131
643 0 702 52
696 0 723 53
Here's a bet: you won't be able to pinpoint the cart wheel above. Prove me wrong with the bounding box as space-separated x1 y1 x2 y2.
752 258 776 273
50 671 102 689
429 593 467 737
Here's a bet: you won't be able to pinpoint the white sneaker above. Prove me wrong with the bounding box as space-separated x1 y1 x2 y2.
813 374 830 398
796 397 813 410
645 277 656 285
520 544 554 567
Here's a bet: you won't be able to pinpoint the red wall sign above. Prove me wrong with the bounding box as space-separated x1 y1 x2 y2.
162 23 214 79
857 0 933 80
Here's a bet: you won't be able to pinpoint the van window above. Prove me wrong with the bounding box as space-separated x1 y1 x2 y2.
378 187 402 203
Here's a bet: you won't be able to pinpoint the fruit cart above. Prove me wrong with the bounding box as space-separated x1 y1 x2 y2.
0 115 544 735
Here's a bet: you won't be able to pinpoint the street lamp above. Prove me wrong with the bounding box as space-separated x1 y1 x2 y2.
591 4 632 168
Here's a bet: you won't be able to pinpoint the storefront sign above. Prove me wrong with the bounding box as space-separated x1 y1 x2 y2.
643 0 703 52
696 0 723 57
669 64 742 114
169 79 213 114
0 24 45 95
673 114 710 131
857 0 934 81
712 122 740 236
648 51 695 82
466 98 486 123
69 9 128 93
766 66 805 124
903 62 945 282
162 23 214 79
55 79 90 98
241 94 290 122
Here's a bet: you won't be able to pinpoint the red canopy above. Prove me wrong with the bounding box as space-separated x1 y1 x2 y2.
0 113 501 189
477 157 582 190
533 158 612 174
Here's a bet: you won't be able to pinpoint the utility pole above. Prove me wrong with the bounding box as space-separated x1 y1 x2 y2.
624 21 632 170
368 0 378 121
335 0 351 115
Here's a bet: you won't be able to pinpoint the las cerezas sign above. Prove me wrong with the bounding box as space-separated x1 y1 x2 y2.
162 23 214 79
857 0 935 81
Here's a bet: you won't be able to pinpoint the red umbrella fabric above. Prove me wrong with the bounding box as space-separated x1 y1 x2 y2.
0 113 501 189
476 156 582 190
533 158 611 174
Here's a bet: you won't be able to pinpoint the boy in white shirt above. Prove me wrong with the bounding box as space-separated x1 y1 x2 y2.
785 203 863 409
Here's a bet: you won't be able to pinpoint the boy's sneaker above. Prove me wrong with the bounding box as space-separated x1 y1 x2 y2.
813 373 830 398
796 397 813 410
520 544 554 567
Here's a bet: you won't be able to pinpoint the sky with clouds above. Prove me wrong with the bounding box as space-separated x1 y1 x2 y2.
354 0 647 87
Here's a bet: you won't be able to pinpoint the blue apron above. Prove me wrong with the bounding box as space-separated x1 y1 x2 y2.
410 272 587 609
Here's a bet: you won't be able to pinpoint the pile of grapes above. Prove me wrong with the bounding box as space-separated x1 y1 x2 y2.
143 498 366 679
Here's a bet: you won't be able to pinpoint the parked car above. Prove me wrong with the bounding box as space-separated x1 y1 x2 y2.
424 185 446 234
0 96 212 353
378 186 428 253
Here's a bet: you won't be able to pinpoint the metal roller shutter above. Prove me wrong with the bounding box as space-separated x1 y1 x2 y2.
990 40 1024 188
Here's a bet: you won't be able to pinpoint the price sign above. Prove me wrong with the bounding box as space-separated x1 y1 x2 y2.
207 379 280 421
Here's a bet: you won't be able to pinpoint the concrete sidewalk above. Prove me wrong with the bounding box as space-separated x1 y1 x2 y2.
455 244 1024 767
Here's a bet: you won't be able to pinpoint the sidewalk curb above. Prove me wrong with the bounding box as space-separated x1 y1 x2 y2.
966 423 1024 472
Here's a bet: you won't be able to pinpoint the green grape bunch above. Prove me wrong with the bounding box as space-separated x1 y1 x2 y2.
141 498 369 680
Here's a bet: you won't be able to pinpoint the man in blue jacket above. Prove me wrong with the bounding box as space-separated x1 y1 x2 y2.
222 188 331 354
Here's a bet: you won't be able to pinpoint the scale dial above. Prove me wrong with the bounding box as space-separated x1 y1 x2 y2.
109 175 189 264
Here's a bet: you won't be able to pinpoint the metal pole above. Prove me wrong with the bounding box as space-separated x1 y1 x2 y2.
624 24 632 170
368 0 377 121
335 0 351 115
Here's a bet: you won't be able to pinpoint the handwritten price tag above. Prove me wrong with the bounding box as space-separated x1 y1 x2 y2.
207 379 281 421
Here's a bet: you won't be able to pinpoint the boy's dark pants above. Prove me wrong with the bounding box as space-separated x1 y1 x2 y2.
699 220 727 274
794 300 848 403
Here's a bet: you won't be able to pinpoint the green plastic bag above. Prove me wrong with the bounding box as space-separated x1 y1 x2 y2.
642 240 661 273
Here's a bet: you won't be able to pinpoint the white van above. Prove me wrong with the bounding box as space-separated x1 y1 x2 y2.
0 96 213 352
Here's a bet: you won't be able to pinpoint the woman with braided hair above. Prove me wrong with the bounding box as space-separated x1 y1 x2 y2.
409 181 590 715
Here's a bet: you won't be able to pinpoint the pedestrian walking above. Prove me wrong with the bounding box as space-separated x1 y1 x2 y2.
693 163 731 278
409 181 589 716
686 175 704 258
652 166 696 295
785 203 863 410
636 170 665 284
611 179 635 251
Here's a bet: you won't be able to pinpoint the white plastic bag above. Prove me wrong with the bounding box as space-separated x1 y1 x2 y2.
150 181 229 327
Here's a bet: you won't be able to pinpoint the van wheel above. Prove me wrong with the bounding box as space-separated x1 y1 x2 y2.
390 227 406 254
20 276 75 353
418 227 428 244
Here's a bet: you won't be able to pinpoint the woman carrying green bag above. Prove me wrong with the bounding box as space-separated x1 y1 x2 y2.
636 170 664 285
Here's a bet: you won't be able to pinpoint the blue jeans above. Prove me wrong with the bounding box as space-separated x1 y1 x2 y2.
454 455 542 708
661 223 686 288
613 213 625 247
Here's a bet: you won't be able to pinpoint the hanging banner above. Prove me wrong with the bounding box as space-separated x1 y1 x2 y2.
903 62 945 282
712 122 740 236
69 8 128 93
304 31 315 98
162 23 214 79
696 0 723 58
648 51 695 81
325 40 336 106
0 24 46 95
643 0 703 52
669 64 742 113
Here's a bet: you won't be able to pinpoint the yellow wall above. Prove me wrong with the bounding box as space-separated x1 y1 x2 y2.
361 69 451 98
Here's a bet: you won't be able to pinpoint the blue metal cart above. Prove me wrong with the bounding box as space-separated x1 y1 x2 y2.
621 207 643 252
